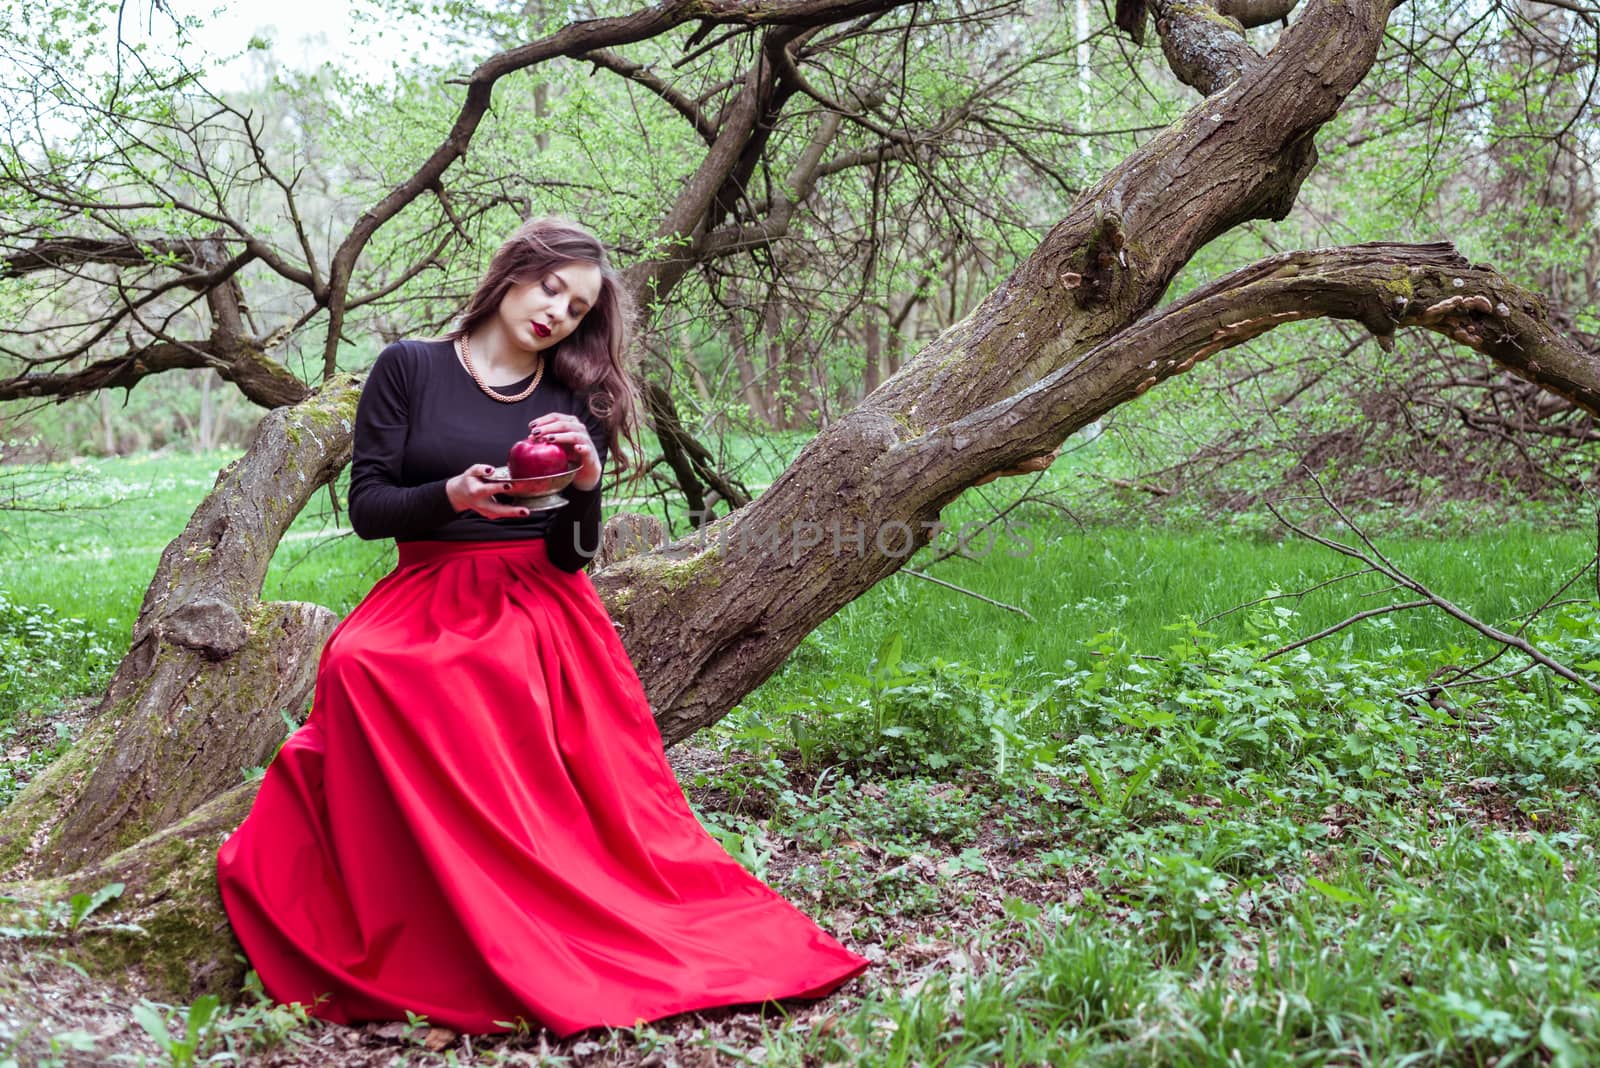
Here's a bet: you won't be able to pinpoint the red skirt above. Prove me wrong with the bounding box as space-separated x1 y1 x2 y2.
215 539 867 1035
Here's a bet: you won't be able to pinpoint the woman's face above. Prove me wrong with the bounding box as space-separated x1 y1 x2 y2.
498 261 604 354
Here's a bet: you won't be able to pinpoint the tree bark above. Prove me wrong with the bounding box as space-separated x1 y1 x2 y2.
0 785 257 1000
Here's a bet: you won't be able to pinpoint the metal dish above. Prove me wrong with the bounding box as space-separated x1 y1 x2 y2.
488 464 579 512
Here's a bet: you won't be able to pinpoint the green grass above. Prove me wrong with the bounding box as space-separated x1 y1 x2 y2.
3 447 1588 655
3 450 1599 1065
0 449 1592 721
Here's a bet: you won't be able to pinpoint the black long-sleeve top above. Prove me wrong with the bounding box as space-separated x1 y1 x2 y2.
347 339 607 572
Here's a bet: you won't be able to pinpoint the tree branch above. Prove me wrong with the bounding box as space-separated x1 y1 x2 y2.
1152 0 1261 96
1214 0 1300 28
905 242 1600 501
321 0 921 376
580 48 719 143
1261 471 1600 695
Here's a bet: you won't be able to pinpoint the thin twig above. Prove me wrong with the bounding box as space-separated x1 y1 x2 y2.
1434 553 1600 688
1200 566 1377 625
897 568 1034 621
1262 600 1431 660
1395 660 1540 701
1263 470 1600 696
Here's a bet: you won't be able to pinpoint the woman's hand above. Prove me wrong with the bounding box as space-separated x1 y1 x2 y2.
527 414 603 491
446 465 528 520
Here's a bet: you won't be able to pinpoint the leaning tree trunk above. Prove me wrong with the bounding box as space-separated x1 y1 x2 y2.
6 0 1600 1002
0 379 361 881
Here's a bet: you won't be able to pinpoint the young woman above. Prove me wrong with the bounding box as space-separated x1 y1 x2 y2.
215 219 868 1036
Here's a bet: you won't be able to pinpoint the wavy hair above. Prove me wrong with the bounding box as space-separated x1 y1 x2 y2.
449 218 641 479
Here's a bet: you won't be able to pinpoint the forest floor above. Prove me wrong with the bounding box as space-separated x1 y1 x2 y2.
7 713 1599 1066
2 744 1087 1068
4 456 1599 1065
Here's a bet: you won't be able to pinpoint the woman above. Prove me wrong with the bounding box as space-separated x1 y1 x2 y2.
216 218 868 1036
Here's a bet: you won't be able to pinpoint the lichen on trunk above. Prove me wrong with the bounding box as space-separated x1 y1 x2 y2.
1 785 255 1001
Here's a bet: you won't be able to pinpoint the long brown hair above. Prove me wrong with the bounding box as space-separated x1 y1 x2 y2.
449 218 641 479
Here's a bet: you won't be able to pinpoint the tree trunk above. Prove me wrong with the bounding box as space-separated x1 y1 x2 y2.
99 390 116 456
863 311 883 396
642 380 710 521
0 785 257 1000
763 300 792 428
0 378 361 880
730 320 771 424
198 371 216 452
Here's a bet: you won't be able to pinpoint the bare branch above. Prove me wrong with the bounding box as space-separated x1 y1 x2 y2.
897 568 1035 621
320 0 922 377
1151 0 1260 95
1214 0 1301 28
580 48 719 143
1199 567 1380 625
0 339 308 409
1261 472 1600 695
1260 597 1432 659
2 237 213 279
902 242 1600 519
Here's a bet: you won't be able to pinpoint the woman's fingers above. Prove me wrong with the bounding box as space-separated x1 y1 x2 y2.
528 415 592 456
477 501 531 519
468 481 527 519
447 464 529 518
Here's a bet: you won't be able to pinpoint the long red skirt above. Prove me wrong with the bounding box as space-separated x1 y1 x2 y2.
215 539 867 1035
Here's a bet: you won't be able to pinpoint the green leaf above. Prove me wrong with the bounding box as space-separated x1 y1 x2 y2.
1306 876 1363 907
184 994 220 1047
67 881 124 929
130 1002 175 1054
871 632 904 679
1540 1016 1582 1068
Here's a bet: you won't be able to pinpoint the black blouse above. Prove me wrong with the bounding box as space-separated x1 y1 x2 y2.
347 338 607 572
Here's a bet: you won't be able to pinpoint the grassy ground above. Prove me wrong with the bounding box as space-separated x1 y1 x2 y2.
2 451 1599 1065
1 447 1592 715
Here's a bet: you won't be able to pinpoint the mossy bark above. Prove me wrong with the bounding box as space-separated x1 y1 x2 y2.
0 602 336 879
0 786 254 1001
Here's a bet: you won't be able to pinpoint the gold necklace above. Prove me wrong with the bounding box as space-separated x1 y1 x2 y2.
456 334 543 403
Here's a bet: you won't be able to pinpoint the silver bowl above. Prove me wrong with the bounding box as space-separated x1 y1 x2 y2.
488 464 580 512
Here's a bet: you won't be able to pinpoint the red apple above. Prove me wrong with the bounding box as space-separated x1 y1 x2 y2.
507 433 570 479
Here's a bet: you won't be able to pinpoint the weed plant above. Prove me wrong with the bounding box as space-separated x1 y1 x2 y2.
699 605 1600 1063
